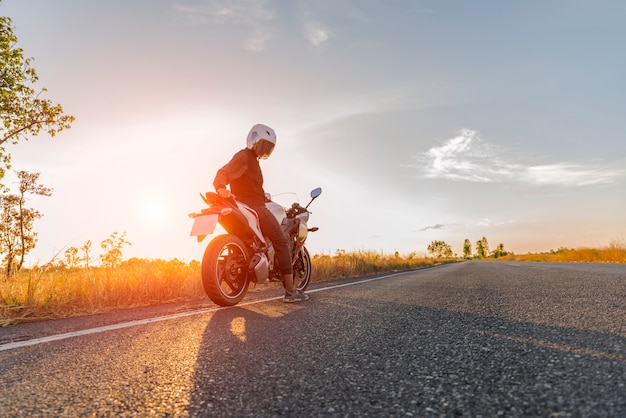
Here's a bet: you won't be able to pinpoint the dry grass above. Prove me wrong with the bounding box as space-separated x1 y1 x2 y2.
499 239 626 263
312 250 437 279
0 259 204 326
3 241 623 326
0 251 435 325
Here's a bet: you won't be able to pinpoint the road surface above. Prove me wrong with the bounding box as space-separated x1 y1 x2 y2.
1 261 625 417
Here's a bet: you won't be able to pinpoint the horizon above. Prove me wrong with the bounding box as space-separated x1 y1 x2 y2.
2 0 625 265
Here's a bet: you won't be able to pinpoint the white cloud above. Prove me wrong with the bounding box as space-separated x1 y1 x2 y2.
305 21 333 46
173 0 276 50
174 0 276 25
476 218 491 227
522 163 623 186
411 129 625 187
174 1 334 50
476 218 516 227
418 223 446 232
413 129 516 182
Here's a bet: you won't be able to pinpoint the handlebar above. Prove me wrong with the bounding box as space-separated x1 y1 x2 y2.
286 202 310 218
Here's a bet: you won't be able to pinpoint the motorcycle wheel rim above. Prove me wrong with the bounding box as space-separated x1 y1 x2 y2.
215 242 248 299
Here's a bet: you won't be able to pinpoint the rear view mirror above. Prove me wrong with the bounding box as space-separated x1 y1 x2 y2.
305 187 322 209
310 187 322 199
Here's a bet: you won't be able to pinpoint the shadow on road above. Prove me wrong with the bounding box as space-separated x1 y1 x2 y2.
184 291 626 417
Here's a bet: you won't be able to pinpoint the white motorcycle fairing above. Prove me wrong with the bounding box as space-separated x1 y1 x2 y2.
189 199 284 245
190 187 321 307
235 202 265 243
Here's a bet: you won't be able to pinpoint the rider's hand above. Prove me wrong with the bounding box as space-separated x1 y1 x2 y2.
217 188 233 199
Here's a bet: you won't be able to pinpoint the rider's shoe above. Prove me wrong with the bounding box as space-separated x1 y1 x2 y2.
283 290 310 303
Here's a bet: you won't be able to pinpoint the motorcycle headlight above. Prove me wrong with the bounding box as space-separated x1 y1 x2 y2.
296 212 310 223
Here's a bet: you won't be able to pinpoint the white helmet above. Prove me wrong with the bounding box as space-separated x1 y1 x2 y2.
246 123 276 160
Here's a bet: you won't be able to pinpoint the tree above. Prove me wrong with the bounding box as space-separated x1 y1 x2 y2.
0 194 19 277
1 13 74 182
463 238 472 259
427 240 453 258
0 171 52 277
15 171 52 268
475 236 489 259
491 243 508 258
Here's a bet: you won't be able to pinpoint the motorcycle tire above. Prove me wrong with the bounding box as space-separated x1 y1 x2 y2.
292 246 312 292
202 234 250 306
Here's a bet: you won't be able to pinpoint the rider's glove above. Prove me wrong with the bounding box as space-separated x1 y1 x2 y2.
217 188 233 199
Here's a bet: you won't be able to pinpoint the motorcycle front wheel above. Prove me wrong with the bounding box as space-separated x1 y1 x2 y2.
292 246 312 292
202 234 250 306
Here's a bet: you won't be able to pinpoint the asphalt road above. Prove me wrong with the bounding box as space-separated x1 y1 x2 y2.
0 261 625 417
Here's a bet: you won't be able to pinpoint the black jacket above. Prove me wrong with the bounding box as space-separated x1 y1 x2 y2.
213 148 266 207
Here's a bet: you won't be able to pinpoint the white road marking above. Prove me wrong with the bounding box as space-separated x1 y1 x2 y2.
0 272 407 352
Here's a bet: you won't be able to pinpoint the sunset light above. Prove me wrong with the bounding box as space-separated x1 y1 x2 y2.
2 4 625 417
138 198 169 227
1 0 624 264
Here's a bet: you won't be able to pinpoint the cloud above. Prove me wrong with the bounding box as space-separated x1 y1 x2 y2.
414 129 514 182
418 223 446 232
476 218 516 227
174 1 334 50
304 21 333 46
410 129 625 187
173 0 276 50
521 163 624 186
174 0 275 25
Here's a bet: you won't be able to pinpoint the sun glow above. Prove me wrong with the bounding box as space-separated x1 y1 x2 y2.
136 197 170 227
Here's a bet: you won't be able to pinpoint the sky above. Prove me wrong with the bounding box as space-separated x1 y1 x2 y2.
2 0 625 265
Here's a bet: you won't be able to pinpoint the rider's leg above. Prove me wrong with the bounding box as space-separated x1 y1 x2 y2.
283 273 295 293
253 206 294 288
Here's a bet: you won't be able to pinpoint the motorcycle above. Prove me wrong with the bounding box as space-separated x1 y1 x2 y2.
189 187 322 306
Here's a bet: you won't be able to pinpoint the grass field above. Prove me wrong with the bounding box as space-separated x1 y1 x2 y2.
1 242 624 326
0 250 436 326
499 240 626 263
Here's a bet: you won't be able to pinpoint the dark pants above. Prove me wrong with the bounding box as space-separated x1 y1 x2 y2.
252 205 293 275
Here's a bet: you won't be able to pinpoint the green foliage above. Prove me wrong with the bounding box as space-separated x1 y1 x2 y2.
0 15 74 181
427 240 453 258
475 236 489 258
463 238 472 259
491 243 508 258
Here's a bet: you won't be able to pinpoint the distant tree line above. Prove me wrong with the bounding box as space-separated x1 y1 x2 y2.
428 236 510 259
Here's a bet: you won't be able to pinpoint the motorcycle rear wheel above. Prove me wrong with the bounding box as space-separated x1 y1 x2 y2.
202 234 250 306
293 246 312 292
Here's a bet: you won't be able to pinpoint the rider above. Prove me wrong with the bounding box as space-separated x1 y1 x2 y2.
213 123 309 303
